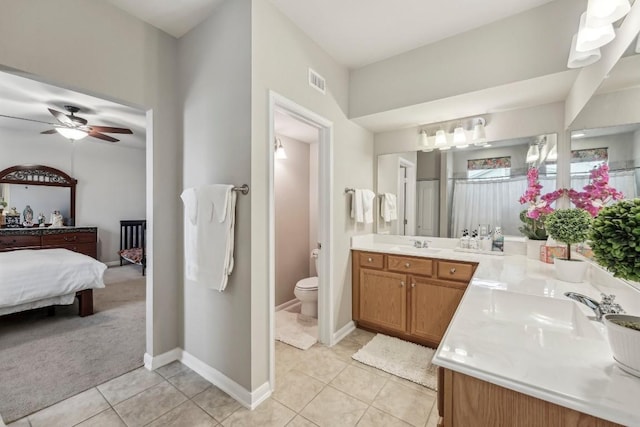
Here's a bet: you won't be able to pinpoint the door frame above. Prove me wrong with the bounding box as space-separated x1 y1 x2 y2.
268 91 334 389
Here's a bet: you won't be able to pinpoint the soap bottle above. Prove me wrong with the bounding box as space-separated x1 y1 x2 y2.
492 226 504 252
460 229 470 249
469 230 479 250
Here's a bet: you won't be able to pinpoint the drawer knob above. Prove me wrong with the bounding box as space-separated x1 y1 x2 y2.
400 281 405 287
450 268 456 274
63 236 77 242
411 282 416 288
367 257 373 262
405 262 411 268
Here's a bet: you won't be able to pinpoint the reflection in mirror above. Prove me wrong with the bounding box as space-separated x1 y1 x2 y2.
376 134 557 238
0 183 71 223
569 124 639 200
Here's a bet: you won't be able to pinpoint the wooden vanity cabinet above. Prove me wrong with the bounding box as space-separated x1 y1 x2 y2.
352 250 474 348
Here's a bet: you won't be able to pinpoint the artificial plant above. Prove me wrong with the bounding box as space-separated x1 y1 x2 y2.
544 208 592 260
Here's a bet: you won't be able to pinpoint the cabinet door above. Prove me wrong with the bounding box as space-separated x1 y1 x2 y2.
360 269 407 333
409 276 464 344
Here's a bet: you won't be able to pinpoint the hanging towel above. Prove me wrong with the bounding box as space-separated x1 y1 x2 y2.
180 188 199 281
350 189 364 223
362 190 376 224
181 184 236 291
382 193 398 222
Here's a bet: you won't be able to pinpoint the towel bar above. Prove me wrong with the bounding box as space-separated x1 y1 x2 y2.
345 187 355 194
233 184 250 195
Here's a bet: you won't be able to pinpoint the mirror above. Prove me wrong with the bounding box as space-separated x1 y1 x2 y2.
0 165 76 227
570 124 639 200
376 134 557 238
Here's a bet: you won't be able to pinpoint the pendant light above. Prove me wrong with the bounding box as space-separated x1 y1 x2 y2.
576 12 615 52
567 33 601 68
274 137 287 159
585 0 630 27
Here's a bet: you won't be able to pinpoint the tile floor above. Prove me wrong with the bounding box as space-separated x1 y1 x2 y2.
8 328 439 427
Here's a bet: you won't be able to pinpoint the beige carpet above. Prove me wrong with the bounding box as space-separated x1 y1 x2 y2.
352 334 438 390
0 277 145 423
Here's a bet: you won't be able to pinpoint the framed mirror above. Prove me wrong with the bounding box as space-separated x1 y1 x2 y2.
376 133 557 238
0 165 76 226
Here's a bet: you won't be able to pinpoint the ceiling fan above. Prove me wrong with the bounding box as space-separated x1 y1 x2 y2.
0 105 133 142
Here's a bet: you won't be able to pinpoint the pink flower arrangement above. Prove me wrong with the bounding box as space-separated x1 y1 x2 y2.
519 164 624 219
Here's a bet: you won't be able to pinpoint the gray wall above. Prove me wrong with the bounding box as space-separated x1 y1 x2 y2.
0 0 180 357
275 136 311 306
179 0 253 390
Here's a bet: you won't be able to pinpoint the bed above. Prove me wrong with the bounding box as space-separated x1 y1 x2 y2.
119 220 146 276
0 248 106 317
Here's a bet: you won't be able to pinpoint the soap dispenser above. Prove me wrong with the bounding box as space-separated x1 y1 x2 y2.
460 229 470 249
469 230 479 250
492 226 504 252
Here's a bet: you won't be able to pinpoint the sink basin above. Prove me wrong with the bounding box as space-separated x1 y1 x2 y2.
483 290 602 340
388 245 441 255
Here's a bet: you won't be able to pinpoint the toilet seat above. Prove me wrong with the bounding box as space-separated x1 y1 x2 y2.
295 276 318 291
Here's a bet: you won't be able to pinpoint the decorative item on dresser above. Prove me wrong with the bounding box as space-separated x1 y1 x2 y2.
119 220 146 276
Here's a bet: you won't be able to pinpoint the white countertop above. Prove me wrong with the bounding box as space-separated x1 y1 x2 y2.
351 234 640 426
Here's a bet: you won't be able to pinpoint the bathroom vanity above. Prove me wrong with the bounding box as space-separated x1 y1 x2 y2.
351 234 640 427
352 249 476 348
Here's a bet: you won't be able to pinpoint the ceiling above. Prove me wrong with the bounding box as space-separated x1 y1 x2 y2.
274 110 319 144
0 71 146 149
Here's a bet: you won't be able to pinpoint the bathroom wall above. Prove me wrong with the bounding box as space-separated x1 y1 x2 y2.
417 151 441 180
450 144 529 177
377 152 417 235
309 143 319 276
571 133 634 167
275 135 311 306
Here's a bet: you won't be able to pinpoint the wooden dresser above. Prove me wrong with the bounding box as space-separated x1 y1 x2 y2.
0 227 98 259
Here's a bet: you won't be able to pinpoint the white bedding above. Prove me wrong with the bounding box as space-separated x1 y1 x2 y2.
0 249 106 309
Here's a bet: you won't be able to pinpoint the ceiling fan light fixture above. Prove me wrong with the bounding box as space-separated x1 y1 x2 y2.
55 127 89 141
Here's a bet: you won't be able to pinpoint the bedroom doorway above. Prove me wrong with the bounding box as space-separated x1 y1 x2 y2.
0 68 150 424
268 91 334 390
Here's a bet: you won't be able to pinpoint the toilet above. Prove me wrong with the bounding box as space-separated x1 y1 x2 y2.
294 249 320 318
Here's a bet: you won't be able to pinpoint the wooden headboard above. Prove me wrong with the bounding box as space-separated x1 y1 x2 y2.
0 164 77 223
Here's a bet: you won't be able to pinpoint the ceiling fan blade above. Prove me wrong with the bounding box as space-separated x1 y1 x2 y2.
48 108 74 126
40 129 58 134
89 130 119 143
89 125 132 134
0 114 57 126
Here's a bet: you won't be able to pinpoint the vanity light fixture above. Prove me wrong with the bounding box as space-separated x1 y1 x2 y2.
572 132 586 139
576 12 615 52
453 125 468 148
472 118 487 146
435 129 449 150
526 143 540 164
274 137 287 159
567 34 601 68
55 127 89 141
418 130 434 152
546 144 558 162
585 0 630 27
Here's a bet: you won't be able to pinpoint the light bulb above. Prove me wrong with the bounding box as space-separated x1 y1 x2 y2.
55 127 89 140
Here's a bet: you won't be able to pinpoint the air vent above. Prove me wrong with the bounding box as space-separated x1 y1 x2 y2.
308 68 326 94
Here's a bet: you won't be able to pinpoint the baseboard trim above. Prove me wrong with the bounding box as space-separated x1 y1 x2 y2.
275 298 300 312
181 350 271 409
144 348 182 371
105 261 121 267
333 320 356 345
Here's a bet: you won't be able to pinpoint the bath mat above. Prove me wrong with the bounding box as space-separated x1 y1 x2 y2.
352 333 438 390
275 309 318 350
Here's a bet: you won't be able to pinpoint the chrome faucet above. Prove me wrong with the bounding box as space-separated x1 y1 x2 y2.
564 292 625 321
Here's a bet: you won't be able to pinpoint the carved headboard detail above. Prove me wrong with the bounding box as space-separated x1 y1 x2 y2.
0 165 77 222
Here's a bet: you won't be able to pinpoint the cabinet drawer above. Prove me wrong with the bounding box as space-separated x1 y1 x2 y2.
358 252 384 269
388 255 433 276
42 232 96 245
46 242 96 258
437 261 474 282
0 235 40 249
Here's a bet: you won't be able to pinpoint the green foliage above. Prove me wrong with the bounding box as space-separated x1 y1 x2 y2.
518 210 548 240
545 209 592 260
590 199 640 282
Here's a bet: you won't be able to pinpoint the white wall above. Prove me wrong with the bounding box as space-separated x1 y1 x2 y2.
309 142 319 275
0 130 146 263
0 0 180 357
179 0 253 390
275 136 310 306
571 133 634 168
349 0 583 118
251 0 374 389
451 144 529 177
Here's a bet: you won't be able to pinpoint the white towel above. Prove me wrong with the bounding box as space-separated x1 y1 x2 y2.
350 189 364 223
180 188 199 280
181 184 236 291
362 190 376 224
382 193 398 222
